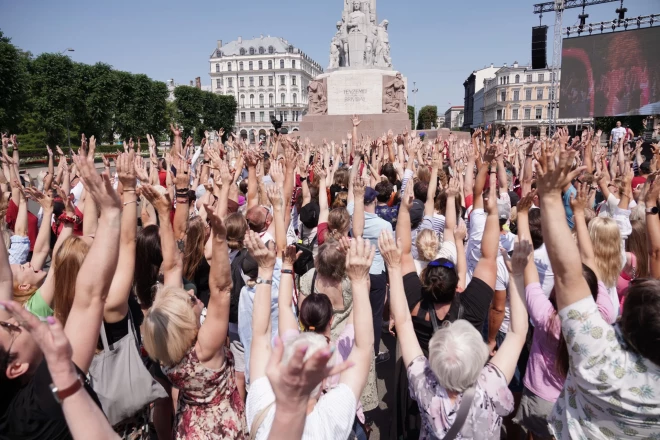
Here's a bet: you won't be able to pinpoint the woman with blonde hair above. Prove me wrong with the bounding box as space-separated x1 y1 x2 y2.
316 166 350 246
141 202 247 439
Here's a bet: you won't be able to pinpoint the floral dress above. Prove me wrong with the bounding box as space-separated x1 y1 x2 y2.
164 345 247 439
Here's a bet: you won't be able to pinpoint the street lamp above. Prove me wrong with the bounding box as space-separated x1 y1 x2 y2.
412 82 419 130
60 48 75 154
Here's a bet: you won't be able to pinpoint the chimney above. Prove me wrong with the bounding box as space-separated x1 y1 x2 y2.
217 40 223 49
238 36 242 43
513 61 519 68
490 63 494 68
195 77 201 89
503 62 507 67
189 80 193 86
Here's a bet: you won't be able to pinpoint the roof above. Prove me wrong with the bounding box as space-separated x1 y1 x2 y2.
213 36 296 57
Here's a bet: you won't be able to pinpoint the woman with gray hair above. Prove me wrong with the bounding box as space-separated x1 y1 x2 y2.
380 222 532 439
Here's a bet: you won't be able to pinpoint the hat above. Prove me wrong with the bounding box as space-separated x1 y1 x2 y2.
364 187 378 204
409 199 425 229
299 202 320 229
497 198 511 220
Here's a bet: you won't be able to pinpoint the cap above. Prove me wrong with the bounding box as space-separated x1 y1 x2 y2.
299 202 320 228
497 198 511 220
409 199 425 229
364 187 378 204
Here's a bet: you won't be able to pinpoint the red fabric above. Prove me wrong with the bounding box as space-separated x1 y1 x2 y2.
5 199 39 251
464 193 474 210
53 206 84 237
631 175 646 190
317 222 328 246
158 170 167 186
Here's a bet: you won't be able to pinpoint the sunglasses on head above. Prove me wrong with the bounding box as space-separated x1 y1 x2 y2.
0 321 22 336
427 259 455 270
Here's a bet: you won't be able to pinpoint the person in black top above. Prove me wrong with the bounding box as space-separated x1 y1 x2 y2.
1 152 122 440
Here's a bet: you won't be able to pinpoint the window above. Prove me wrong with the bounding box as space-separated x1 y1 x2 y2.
279 111 284 121
249 77 254 87
250 112 255 122
249 47 255 55
500 91 506 102
260 111 265 122
240 77 245 87
292 76 296 86
280 75 286 86
240 94 245 106
292 60 296 69
268 60 273 69
280 59 285 69
293 111 299 121
258 61 263 70
535 107 542 119
259 47 265 54
536 88 543 100
269 76 273 86
269 111 275 120
215 63 220 73
513 90 520 101
538 74 544 82
228 78 233 87
239 62 244 70
216 79 221 88
525 89 532 100
240 48 246 55
292 93 297 105
268 46 274 54
526 74 532 83
259 76 263 86
269 94 273 106
512 109 519 120
496 109 502 120
524 108 531 119
240 112 246 122
281 93 285 105
283 111 288 121
259 94 264 106
515 74 520 84
249 61 253 70
227 62 232 72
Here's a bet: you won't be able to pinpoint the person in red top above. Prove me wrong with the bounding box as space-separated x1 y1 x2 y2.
5 198 39 252
631 161 650 191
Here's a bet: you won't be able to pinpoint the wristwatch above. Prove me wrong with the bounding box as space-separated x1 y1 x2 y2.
256 277 272 285
646 206 659 215
50 374 84 404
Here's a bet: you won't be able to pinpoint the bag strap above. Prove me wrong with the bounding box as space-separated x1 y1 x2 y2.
100 318 111 351
428 301 439 332
311 270 317 294
443 384 476 440
249 401 275 440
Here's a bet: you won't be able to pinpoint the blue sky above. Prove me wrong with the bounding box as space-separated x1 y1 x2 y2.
1 0 658 113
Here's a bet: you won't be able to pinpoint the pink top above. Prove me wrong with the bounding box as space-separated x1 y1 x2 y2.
523 281 616 402
616 252 636 313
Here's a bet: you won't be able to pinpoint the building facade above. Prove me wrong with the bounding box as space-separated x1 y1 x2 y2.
444 106 464 129
209 36 323 142
482 62 592 136
463 64 501 129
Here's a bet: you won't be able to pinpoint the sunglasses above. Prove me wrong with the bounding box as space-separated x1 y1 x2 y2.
427 259 455 270
0 321 22 370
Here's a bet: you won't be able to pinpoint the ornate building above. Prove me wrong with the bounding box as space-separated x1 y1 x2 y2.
209 36 323 142
482 62 592 136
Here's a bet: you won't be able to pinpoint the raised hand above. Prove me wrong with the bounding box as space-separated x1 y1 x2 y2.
454 222 467 242
204 203 227 238
345 237 375 283
141 184 172 214
517 189 536 214
352 174 366 200
25 187 53 211
174 155 190 190
270 160 284 185
535 145 585 198
133 155 149 182
46 145 53 157
245 230 276 269
400 180 414 211
378 230 402 269
266 184 283 210
56 145 65 157
117 151 136 189
73 152 121 212
569 182 589 214
313 163 326 181
283 245 302 267
511 239 534 276
170 123 181 137
352 114 361 127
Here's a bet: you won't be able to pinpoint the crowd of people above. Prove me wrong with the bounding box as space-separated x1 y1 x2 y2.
0 119 659 440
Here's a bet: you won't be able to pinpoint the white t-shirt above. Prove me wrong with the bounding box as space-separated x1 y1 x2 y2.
70 181 84 205
611 126 626 143
246 377 357 440
533 244 555 298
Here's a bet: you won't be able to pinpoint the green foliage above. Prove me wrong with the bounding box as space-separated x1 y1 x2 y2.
594 116 646 136
0 30 30 132
416 105 438 130
174 86 236 143
407 105 415 128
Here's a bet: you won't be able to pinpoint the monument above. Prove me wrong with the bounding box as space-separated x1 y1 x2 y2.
297 0 410 143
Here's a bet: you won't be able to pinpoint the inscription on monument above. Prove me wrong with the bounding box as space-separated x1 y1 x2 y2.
344 88 368 103
327 71 383 114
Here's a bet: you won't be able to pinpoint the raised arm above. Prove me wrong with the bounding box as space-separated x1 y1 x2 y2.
103 152 138 323
395 182 416 274
351 175 365 238
339 237 375 399
471 170 500 289
66 153 122 374
24 188 53 270
645 176 660 278
425 150 442 216
173 158 190 242
570 183 598 272
278 246 300 336
536 145 589 310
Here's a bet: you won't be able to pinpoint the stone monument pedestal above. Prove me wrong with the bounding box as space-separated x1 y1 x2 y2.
297 113 410 146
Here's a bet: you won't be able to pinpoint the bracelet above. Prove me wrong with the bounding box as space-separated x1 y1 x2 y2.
123 200 137 207
58 214 81 225
123 189 136 192
281 269 294 275
526 154 533 157
300 176 307 182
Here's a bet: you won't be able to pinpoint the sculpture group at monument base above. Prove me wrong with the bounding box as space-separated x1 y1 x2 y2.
295 112 411 146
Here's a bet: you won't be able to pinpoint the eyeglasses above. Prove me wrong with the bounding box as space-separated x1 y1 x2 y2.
427 259 455 270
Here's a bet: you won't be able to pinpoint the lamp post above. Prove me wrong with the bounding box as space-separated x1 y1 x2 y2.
60 48 75 154
412 82 419 130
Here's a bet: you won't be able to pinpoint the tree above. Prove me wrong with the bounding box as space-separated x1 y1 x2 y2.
175 86 237 143
416 105 438 130
75 62 118 143
0 31 30 132
407 105 415 128
202 93 236 135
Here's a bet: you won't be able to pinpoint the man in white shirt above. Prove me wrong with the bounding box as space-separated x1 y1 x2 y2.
610 121 626 148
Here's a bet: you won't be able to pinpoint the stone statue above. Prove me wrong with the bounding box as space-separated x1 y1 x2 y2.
308 79 327 115
347 0 367 34
383 73 405 113
329 38 340 69
375 20 392 68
